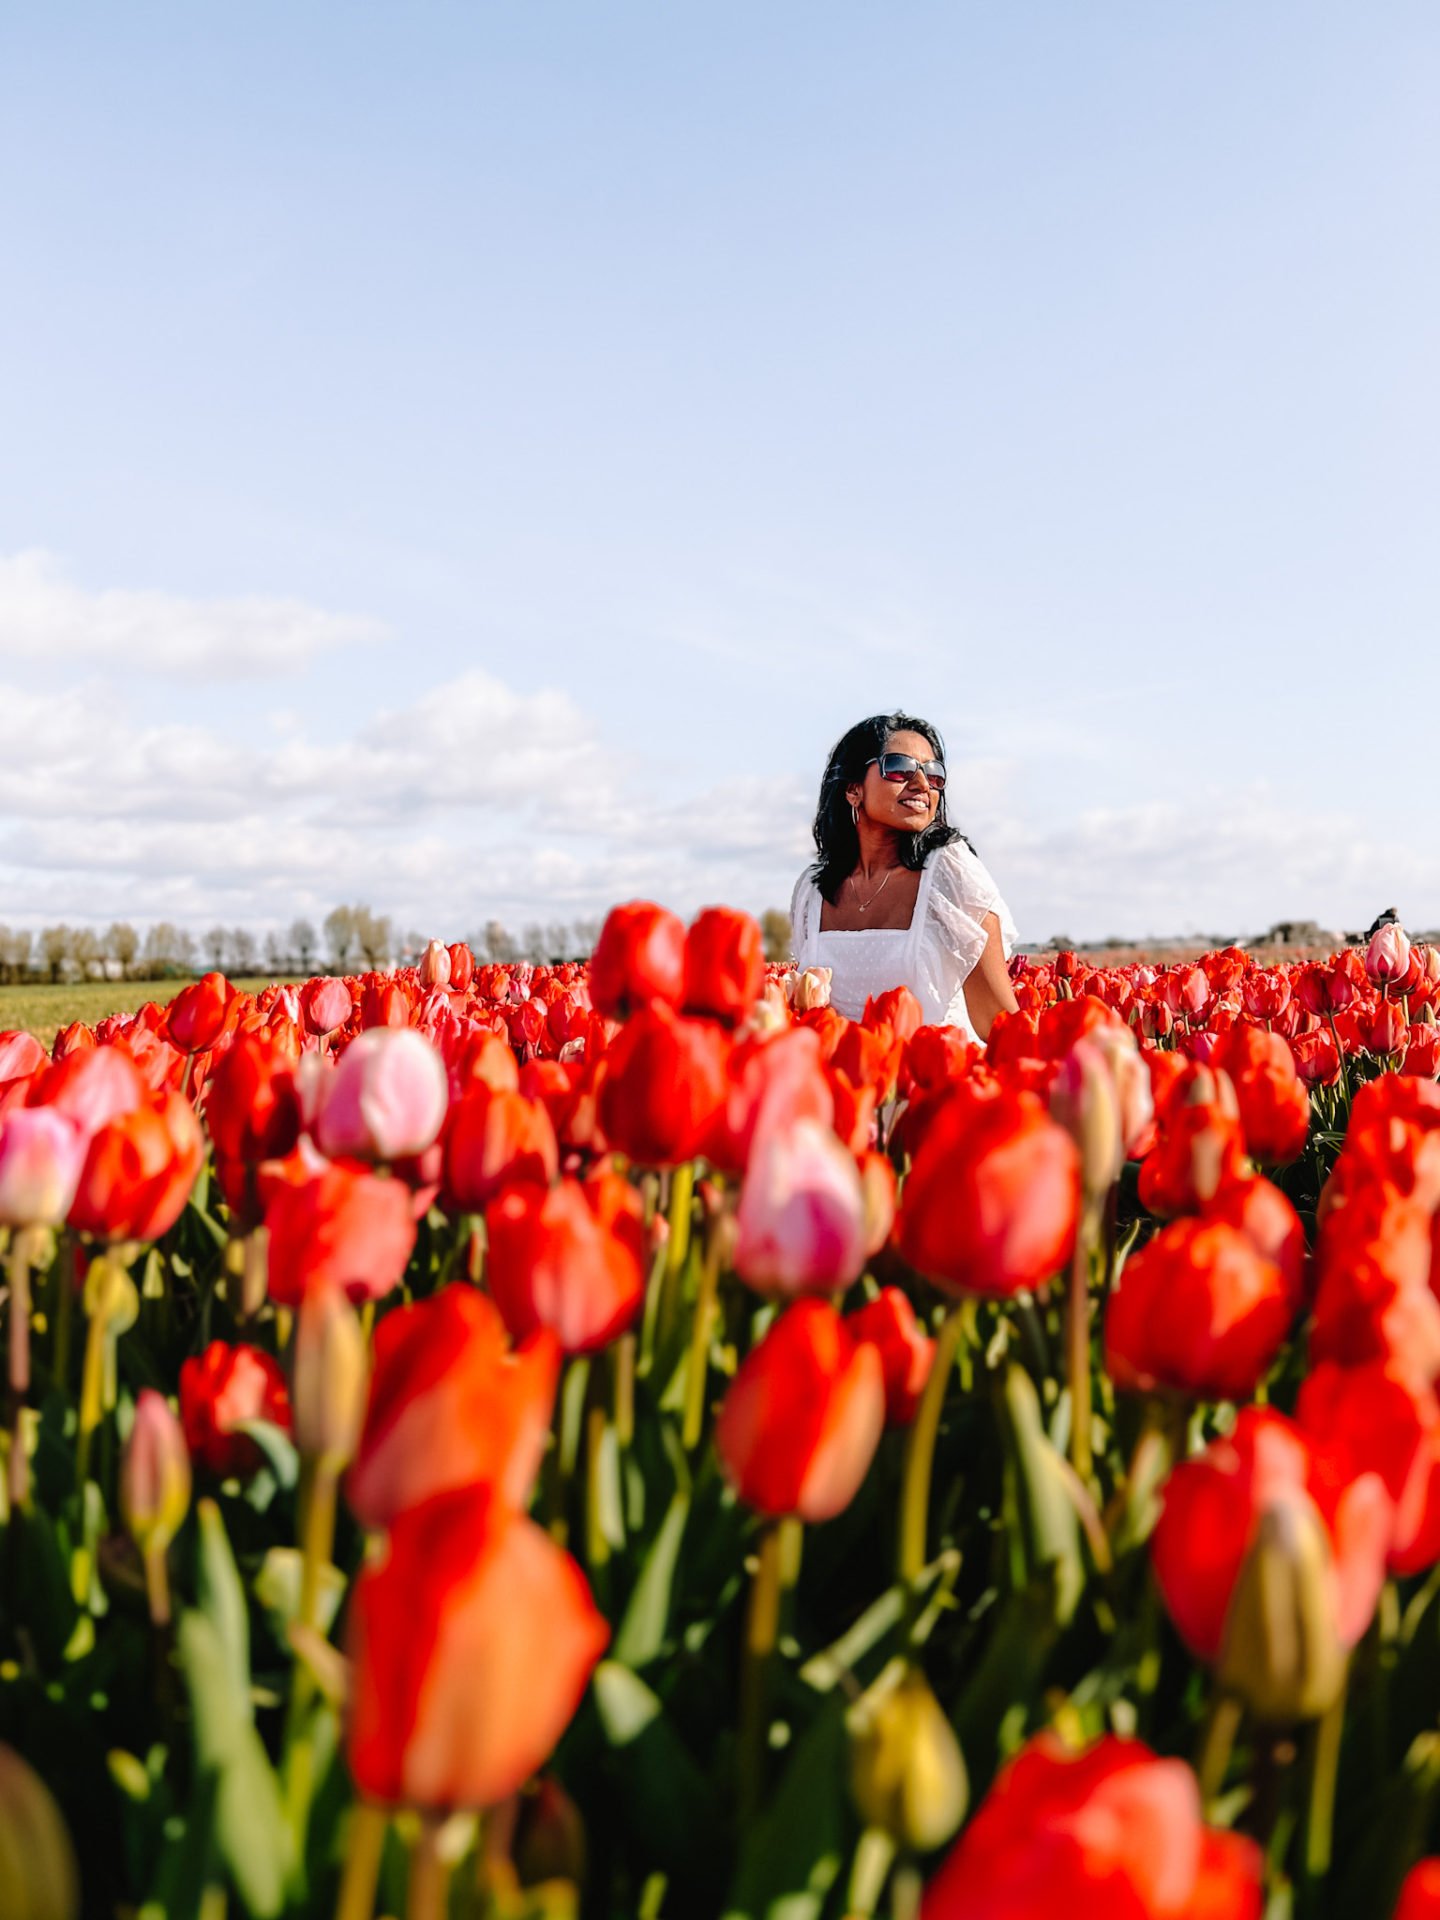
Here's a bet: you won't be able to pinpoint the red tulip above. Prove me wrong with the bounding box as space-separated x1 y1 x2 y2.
1242 970 1291 1021
69 1091 203 1242
1296 1361 1440 1576
205 1032 301 1165
895 1082 1081 1299
347 1485 608 1810
715 1298 884 1521
682 906 765 1025
264 1159 416 1306
1136 1094 1246 1218
1104 1218 1294 1403
447 942 475 991
920 1733 1262 1919
596 1003 730 1166
301 977 354 1038
1362 998 1410 1057
347 1283 558 1528
588 901 686 1020
847 1288 935 1425
166 972 235 1054
1396 1860 1440 1920
360 980 409 1030
485 1173 645 1354
1203 1175 1306 1305
445 1085 558 1210
179 1340 291 1478
1151 1407 1391 1664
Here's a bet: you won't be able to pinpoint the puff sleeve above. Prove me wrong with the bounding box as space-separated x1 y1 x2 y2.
790 867 820 967
920 840 1018 1026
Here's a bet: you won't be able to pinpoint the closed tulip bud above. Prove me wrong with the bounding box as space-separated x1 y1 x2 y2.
682 906 765 1025
514 1776 587 1888
420 939 452 991
734 1118 868 1298
0 1744 80 1920
312 1027 449 1163
588 901 686 1019
1217 1498 1347 1722
121 1390 191 1623
0 1109 85 1227
166 971 234 1054
1049 1038 1124 1194
849 1664 967 1852
301 976 354 1038
1367 922 1412 987
291 1286 369 1471
448 942 475 992
786 966 833 1012
847 1288 934 1426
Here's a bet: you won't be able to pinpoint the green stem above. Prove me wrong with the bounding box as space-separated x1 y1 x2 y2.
739 1522 785 1825
584 1403 610 1574
1196 1691 1244 1805
655 1160 695 1356
1066 1205 1098 1481
681 1220 724 1450
284 1459 339 1846
612 1334 635 1449
897 1307 966 1585
406 1816 451 1920
1304 1669 1348 1884
74 1277 109 1496
51 1230 75 1392
333 1802 388 1920
6 1231 34 1511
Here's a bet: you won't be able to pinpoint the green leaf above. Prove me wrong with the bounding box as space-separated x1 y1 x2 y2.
723 1696 848 1920
999 1364 1083 1626
591 1661 717 1886
10 1503 80 1668
612 1491 689 1670
800 1552 959 1694
235 1419 300 1492
195 1498 250 1705
253 1546 345 1641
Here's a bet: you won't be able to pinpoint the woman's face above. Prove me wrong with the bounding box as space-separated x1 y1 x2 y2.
848 727 942 835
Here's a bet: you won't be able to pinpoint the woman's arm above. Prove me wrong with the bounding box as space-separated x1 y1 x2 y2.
962 911 1020 1040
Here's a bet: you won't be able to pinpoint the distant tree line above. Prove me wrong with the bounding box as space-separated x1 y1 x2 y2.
0 908 626 984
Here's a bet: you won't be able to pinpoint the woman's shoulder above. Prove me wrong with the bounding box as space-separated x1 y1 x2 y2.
925 835 999 906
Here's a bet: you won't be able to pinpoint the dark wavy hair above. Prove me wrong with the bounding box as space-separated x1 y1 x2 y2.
811 712 970 904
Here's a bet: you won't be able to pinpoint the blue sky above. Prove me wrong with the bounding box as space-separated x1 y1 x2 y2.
1 4 1437 943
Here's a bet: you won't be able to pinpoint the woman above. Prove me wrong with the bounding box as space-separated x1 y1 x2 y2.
790 712 1020 1040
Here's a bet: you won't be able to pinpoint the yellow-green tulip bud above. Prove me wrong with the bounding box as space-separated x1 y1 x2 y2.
849 1663 967 1852
0 1743 80 1920
291 1285 369 1471
1217 1497 1347 1723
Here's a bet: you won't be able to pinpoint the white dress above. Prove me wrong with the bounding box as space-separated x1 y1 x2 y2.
789 839 1019 1041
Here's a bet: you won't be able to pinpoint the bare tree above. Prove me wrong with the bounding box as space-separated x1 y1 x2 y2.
569 917 602 958
354 908 393 970
482 920 517 964
0 926 32 983
324 905 358 972
289 919 317 973
227 927 259 975
40 924 73 983
105 922 139 980
263 931 286 977
544 922 571 962
71 928 103 980
520 923 547 963
203 926 228 970
760 908 792 963
143 923 190 979
398 929 427 967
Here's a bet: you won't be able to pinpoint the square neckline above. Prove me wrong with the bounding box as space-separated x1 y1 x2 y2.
812 856 938 938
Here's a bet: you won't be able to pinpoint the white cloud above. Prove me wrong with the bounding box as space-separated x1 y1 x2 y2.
0 550 382 678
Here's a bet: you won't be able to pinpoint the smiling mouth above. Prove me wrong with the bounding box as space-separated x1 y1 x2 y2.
899 795 931 812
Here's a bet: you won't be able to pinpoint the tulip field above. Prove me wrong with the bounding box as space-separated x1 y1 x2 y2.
6 912 1440 1919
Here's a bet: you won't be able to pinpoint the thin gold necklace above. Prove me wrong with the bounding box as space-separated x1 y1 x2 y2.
849 866 895 915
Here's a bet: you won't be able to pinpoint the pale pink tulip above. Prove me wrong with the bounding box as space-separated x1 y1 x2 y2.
313 1028 450 1163
419 939 452 991
0 1109 86 1227
734 1117 867 1297
0 1031 46 1085
1367 922 1412 986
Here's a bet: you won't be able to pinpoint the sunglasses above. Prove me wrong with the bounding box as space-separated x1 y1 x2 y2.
867 752 946 792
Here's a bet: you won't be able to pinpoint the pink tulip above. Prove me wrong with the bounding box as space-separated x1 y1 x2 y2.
301 976 354 1038
0 1108 87 1227
420 939 452 991
313 1028 450 1163
1367 923 1412 986
734 1117 867 1297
